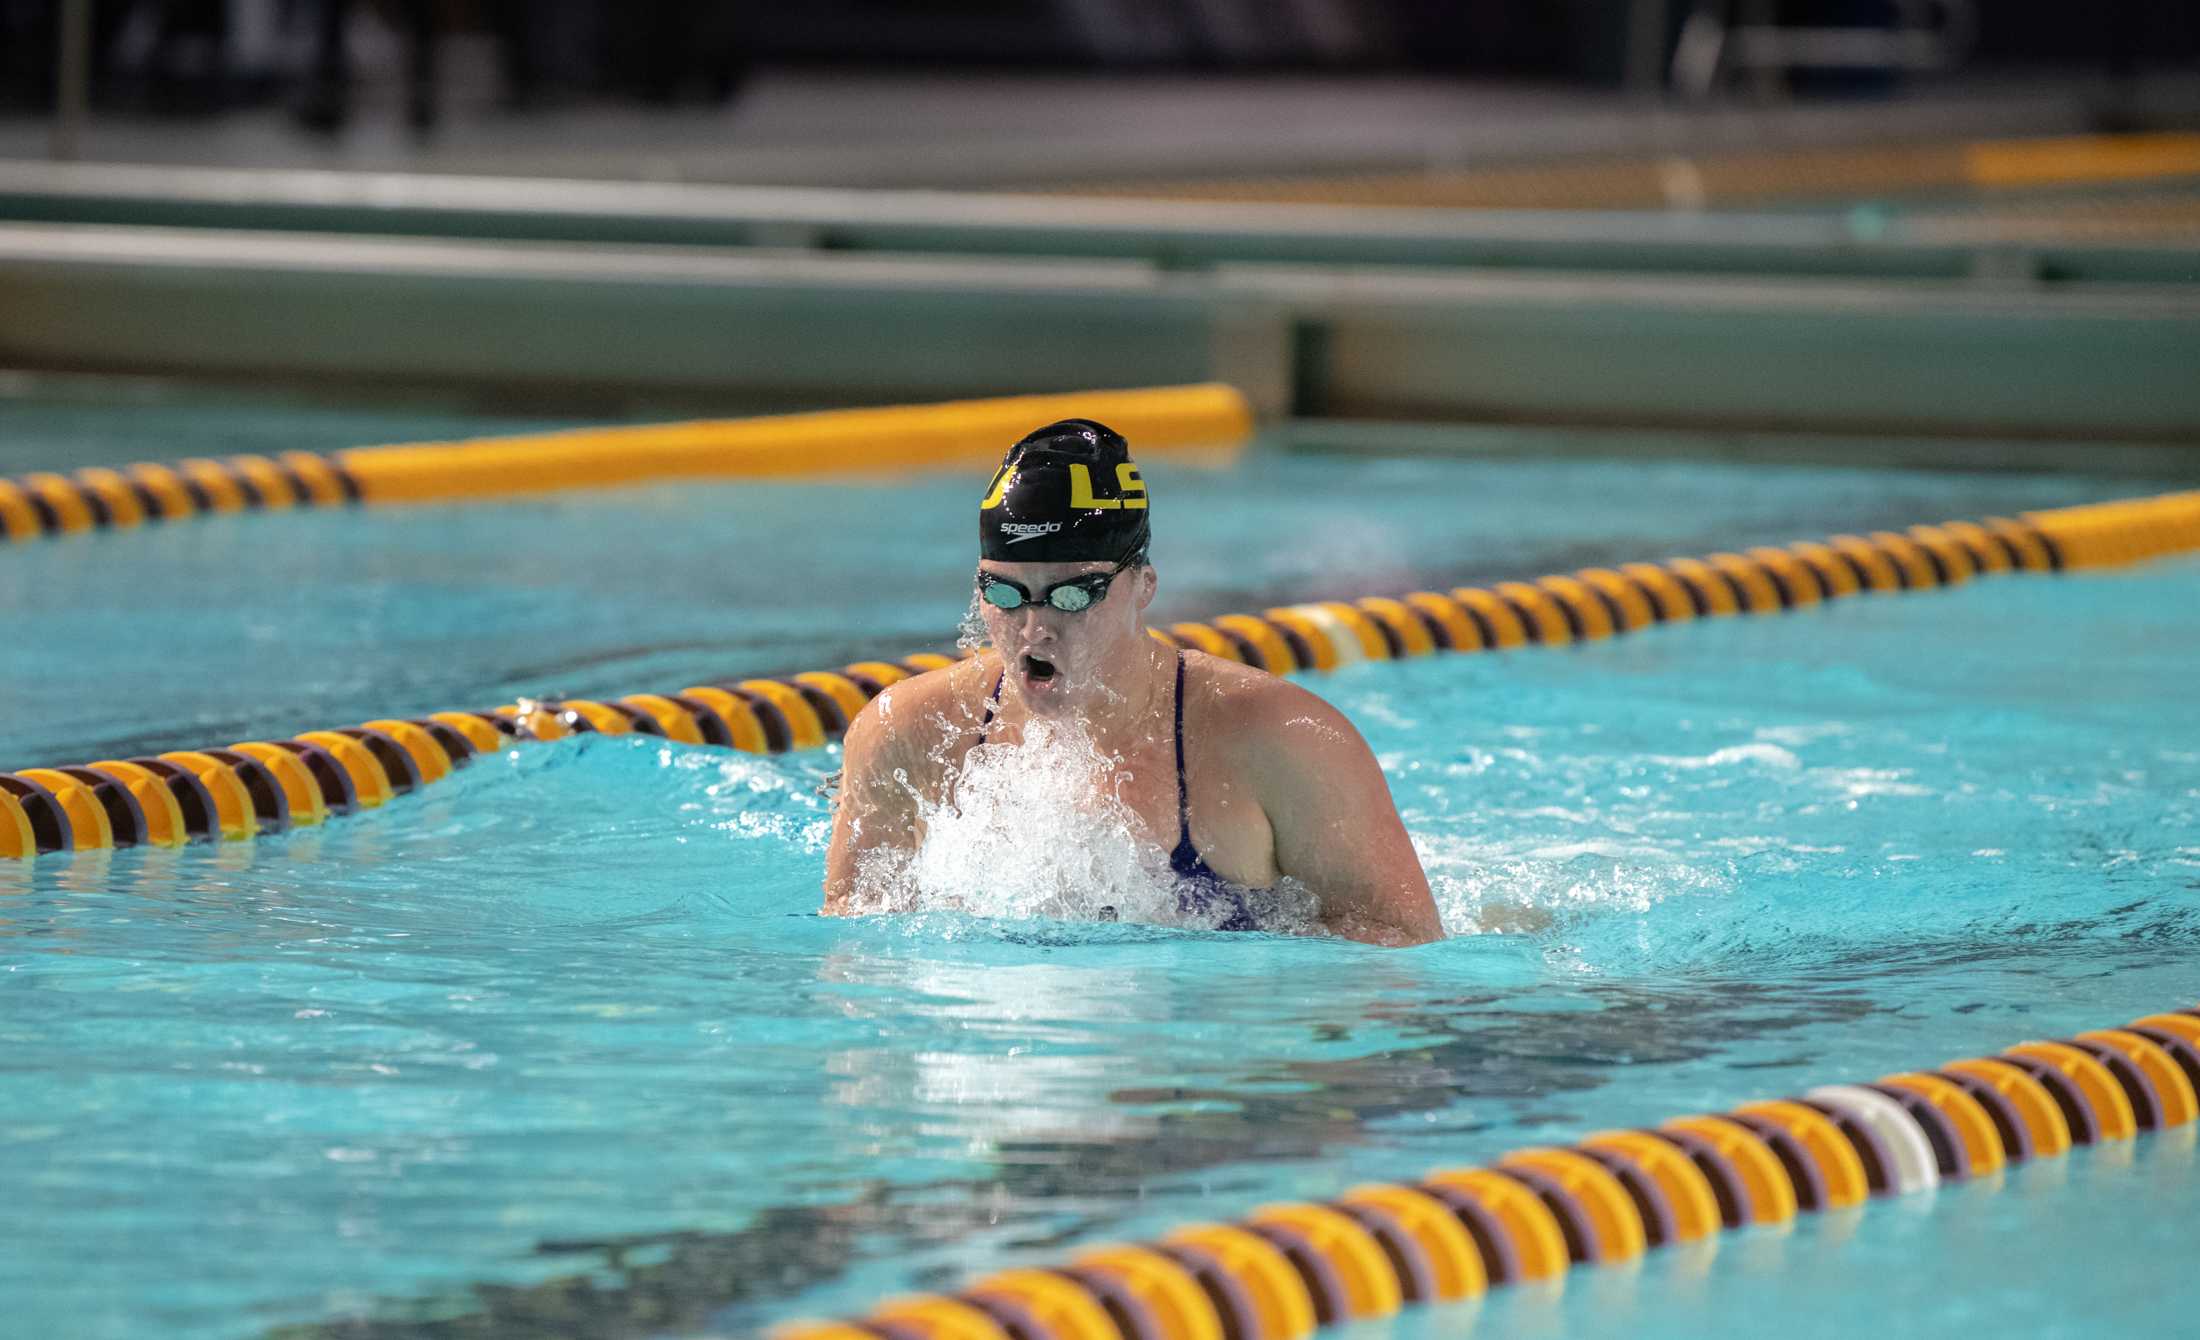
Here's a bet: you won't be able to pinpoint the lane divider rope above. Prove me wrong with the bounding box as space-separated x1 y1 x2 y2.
4 489 2195 860
0 384 1252 545
763 1003 2200 1340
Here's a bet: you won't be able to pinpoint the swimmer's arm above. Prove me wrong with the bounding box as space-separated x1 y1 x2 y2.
1252 694 1442 947
821 695 923 916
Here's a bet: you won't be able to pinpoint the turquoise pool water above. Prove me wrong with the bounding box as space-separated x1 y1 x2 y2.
1 407 2197 1339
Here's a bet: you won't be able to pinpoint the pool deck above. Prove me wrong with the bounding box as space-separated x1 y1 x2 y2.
5 66 2199 191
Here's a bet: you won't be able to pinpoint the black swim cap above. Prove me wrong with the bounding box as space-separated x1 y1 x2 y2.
978 419 1150 564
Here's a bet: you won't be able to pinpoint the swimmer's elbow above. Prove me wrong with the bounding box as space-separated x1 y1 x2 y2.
1319 909 1442 947
1313 868 1443 946
1388 913 1445 947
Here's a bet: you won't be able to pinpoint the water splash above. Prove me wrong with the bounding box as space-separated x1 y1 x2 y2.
1420 833 1736 939
849 715 1310 934
954 593 989 655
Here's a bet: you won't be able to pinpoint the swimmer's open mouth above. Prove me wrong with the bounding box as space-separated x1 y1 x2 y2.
1022 654 1058 682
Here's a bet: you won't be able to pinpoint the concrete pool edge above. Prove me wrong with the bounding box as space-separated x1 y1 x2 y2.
3 488 2195 860
762 1006 2200 1340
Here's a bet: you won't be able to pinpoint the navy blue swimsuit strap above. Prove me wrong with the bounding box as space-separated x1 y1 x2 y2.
979 671 1004 736
1172 651 1193 845
1165 651 1257 930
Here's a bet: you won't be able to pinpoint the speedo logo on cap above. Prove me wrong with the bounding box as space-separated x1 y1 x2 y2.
999 522 1062 545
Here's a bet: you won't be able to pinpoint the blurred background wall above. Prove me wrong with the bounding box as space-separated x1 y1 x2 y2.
2 1 2194 128
1 2 2194 439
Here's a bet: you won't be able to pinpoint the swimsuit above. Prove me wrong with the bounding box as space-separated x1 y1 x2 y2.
979 652 1262 932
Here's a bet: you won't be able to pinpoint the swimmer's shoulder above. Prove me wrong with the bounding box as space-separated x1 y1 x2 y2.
1181 649 1369 766
845 652 1001 757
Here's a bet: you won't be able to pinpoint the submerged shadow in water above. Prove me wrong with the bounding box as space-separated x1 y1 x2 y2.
272 977 1882 1339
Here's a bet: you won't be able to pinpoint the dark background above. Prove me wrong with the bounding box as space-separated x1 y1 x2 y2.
1 1 2193 119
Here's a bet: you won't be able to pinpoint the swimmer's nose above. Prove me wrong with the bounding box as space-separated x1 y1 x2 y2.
1019 606 1055 640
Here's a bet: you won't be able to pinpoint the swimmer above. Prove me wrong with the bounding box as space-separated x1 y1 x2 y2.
822 420 1442 947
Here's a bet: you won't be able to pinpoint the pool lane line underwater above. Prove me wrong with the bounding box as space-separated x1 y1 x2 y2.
2 488 2196 859
764 1007 2200 1340
0 383 1252 544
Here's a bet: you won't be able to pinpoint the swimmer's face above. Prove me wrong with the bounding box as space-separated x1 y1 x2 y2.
977 557 1157 712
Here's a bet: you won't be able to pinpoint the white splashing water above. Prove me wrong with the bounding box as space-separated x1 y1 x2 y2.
1645 742 1804 771
954 595 989 655
856 716 1314 933
1414 830 1735 937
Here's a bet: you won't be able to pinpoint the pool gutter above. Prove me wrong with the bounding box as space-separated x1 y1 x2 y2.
4 215 2200 441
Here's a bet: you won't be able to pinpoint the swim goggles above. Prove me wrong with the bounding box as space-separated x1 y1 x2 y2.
976 556 1136 613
